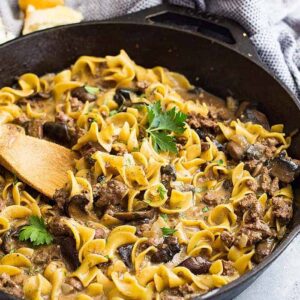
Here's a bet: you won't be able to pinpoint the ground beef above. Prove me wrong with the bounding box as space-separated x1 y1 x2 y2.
220 231 234 248
259 167 279 195
0 274 24 298
260 167 272 192
236 193 263 221
272 196 293 224
187 112 219 140
187 112 218 130
262 138 279 158
202 186 230 206
53 188 69 211
79 142 105 166
93 179 128 208
222 260 235 276
234 219 273 248
55 111 74 125
161 165 176 195
68 126 86 146
32 244 62 267
246 143 265 160
202 190 221 206
269 177 280 196
244 159 261 173
245 179 258 192
69 96 84 111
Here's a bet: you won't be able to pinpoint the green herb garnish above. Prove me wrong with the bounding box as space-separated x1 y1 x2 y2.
109 110 118 116
161 227 177 237
84 85 99 95
160 214 169 222
104 255 110 260
146 101 187 153
202 206 209 213
217 159 224 166
157 185 167 200
19 216 53 247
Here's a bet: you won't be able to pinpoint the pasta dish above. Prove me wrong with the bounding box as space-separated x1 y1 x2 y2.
0 50 299 300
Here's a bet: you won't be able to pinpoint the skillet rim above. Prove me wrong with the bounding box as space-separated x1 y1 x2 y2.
0 20 299 300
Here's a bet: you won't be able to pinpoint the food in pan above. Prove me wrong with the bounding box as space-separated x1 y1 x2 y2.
0 50 299 299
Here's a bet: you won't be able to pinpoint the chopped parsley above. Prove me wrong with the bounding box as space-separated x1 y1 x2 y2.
84 85 99 95
157 185 167 200
217 159 224 166
202 206 209 213
146 101 187 153
19 216 53 247
161 227 177 237
160 213 169 222
109 110 118 116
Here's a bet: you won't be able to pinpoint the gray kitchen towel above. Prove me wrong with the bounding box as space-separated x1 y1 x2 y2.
1 0 300 99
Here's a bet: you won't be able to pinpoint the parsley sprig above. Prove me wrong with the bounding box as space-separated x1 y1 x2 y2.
161 227 177 237
84 85 99 95
19 216 53 247
157 185 167 200
146 101 187 153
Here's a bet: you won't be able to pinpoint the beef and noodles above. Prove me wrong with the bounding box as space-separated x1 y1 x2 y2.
0 50 298 299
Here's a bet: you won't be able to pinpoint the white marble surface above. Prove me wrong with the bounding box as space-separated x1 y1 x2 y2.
235 234 300 300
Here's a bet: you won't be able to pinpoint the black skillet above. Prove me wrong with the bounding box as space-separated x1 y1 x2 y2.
0 3 299 300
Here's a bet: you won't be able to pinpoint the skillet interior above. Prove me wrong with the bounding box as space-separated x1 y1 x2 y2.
0 22 299 300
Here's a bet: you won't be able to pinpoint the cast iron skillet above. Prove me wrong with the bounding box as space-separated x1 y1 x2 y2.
0 3 299 300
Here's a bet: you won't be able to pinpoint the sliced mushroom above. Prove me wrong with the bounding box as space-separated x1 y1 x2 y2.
29 92 51 101
270 152 300 183
253 238 276 264
93 180 128 208
161 165 176 181
246 143 265 160
226 135 249 161
179 256 211 275
150 236 180 263
56 236 80 271
117 243 134 267
43 121 71 146
71 87 97 102
113 209 155 222
236 101 270 130
1 229 19 254
65 194 98 222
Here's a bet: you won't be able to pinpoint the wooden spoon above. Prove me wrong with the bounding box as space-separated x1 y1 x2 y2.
0 124 77 198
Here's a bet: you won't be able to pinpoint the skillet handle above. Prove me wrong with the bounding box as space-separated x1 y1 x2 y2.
110 3 262 66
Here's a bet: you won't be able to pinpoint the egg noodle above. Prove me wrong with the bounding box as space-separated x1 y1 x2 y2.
0 50 296 300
